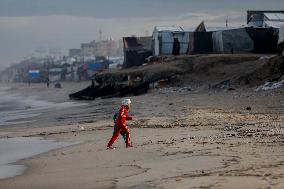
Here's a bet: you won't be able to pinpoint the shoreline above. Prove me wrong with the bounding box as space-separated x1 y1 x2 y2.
0 82 283 188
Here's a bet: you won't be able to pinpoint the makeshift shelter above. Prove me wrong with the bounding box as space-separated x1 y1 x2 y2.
123 36 152 68
212 28 254 53
152 26 191 56
246 27 278 53
188 32 213 54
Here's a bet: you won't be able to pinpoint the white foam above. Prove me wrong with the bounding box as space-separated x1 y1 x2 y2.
0 92 85 126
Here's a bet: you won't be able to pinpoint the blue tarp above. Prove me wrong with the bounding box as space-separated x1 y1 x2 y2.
88 63 103 71
28 70 40 79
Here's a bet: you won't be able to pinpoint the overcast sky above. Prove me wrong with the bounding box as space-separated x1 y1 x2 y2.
0 0 283 69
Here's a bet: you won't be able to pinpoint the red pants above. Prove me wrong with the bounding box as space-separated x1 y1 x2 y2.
107 125 131 147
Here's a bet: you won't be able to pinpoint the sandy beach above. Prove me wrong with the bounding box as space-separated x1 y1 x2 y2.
0 81 283 189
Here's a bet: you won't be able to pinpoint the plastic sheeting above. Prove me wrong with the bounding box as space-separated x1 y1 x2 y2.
188 32 213 54
213 28 254 53
158 32 190 55
153 26 192 56
28 70 40 79
279 24 284 44
123 50 152 68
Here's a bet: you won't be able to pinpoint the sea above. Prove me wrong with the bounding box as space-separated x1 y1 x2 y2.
0 86 81 179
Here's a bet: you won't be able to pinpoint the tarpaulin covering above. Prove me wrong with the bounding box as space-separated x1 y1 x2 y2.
28 70 40 79
158 32 190 55
123 50 152 68
246 27 278 53
88 63 103 71
188 32 213 54
278 24 284 44
213 28 254 53
123 37 143 49
152 26 193 56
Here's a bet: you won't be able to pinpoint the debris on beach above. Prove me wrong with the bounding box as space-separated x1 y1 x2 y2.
69 81 150 100
54 82 62 88
256 80 284 91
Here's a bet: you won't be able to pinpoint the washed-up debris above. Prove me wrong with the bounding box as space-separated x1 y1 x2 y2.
69 82 149 100
246 107 252 111
54 82 62 88
256 80 284 91
210 80 231 90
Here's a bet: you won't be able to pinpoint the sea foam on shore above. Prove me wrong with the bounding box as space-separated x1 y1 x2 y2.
0 86 84 126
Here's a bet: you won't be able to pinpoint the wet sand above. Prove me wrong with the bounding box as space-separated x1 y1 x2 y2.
0 82 283 188
0 137 73 179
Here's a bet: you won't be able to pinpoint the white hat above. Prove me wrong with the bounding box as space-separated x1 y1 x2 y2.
122 99 131 106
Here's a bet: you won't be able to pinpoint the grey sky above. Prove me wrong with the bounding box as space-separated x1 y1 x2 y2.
0 0 283 69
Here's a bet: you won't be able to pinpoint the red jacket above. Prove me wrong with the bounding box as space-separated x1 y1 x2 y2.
115 105 132 127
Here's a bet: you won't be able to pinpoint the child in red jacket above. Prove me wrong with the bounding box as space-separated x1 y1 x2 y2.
107 99 133 149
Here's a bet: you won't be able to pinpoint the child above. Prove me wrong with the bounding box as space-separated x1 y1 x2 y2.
107 99 133 149
113 112 127 142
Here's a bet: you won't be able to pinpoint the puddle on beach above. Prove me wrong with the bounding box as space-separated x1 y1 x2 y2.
0 137 74 179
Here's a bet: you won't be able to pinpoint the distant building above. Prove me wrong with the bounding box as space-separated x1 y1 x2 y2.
94 39 118 57
117 39 124 56
79 39 118 57
69 49 81 57
81 41 96 57
247 10 284 28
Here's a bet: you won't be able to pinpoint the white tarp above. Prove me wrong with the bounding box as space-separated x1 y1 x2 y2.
159 32 190 55
278 24 284 44
263 20 283 28
264 13 284 21
212 31 224 52
49 68 62 73
263 13 284 28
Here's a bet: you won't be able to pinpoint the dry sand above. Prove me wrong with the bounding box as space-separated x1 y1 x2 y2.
0 82 283 189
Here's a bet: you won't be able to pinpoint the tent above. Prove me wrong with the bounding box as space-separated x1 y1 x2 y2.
212 28 254 53
152 26 191 56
